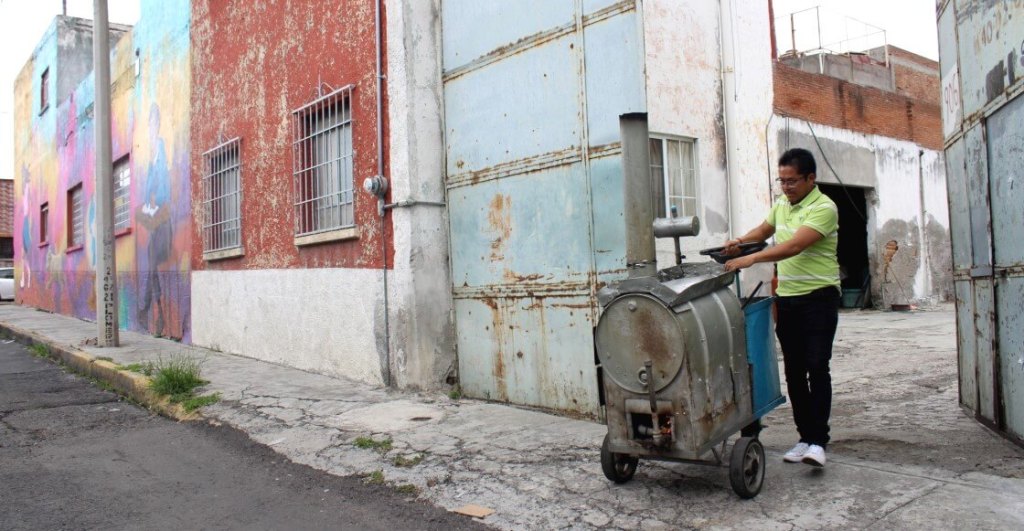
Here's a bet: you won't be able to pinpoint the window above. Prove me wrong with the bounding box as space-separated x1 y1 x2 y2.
292 85 354 236
202 138 242 252
113 155 131 233
40 68 49 114
0 237 13 260
39 203 49 244
649 137 699 218
68 184 84 248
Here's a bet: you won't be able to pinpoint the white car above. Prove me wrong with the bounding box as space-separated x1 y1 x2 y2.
0 267 14 301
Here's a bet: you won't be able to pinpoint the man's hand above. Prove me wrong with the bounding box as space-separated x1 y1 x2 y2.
722 238 743 257
724 255 756 272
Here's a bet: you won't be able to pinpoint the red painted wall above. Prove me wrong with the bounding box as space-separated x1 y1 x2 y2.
190 0 390 272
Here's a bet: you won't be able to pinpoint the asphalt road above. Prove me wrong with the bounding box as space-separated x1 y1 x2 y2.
0 340 487 531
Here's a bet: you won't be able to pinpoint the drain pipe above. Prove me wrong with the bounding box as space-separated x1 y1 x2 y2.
718 0 741 240
368 0 391 387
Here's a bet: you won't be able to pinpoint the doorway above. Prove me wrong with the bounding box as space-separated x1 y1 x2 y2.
818 184 869 303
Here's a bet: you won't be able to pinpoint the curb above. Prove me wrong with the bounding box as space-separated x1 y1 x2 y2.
0 321 198 422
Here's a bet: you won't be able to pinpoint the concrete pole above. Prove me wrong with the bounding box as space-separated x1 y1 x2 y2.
93 0 118 346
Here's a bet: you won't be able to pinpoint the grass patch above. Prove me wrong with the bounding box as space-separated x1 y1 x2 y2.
365 470 385 485
94 355 114 362
392 454 424 468
448 387 462 400
150 356 207 397
395 484 419 495
179 392 221 412
354 436 393 453
117 362 156 376
29 343 50 358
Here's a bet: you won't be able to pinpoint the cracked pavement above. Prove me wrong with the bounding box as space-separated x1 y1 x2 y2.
1 303 1022 529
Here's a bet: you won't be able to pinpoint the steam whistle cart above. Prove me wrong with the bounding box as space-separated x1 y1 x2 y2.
594 218 784 498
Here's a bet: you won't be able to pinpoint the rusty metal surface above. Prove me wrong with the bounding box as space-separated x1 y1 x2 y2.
942 0 1024 444
952 0 1024 121
442 0 645 413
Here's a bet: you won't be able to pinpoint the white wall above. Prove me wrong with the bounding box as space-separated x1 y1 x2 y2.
769 117 952 306
643 0 775 287
192 268 386 386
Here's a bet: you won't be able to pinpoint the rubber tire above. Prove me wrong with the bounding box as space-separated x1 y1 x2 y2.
729 437 765 499
600 433 639 484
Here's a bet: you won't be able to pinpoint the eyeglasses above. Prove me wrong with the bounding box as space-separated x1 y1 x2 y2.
776 177 807 187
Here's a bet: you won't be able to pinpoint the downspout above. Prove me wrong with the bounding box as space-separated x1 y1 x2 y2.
376 0 391 387
718 0 739 240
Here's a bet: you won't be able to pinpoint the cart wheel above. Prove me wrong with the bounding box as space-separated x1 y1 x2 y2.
729 437 765 499
601 433 638 483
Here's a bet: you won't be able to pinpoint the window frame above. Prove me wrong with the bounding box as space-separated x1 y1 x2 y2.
201 137 244 259
67 184 85 251
291 84 356 243
39 203 49 246
39 68 50 115
648 135 700 219
113 155 132 235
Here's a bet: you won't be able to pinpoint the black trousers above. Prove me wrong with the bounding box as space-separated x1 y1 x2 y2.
775 287 840 448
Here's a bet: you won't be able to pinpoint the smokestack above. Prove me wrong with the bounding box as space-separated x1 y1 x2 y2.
619 113 656 278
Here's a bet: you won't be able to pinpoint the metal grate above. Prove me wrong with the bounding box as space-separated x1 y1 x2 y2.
291 85 354 236
69 185 84 247
202 138 242 252
113 156 131 232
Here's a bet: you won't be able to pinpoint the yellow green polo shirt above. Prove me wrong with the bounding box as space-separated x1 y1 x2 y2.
766 186 840 297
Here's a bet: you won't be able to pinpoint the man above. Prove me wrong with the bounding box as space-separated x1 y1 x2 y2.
722 148 840 468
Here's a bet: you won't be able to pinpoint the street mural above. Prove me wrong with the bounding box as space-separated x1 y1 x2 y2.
13 2 191 341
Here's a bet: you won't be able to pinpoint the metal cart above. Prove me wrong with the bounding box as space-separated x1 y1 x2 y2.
594 228 785 498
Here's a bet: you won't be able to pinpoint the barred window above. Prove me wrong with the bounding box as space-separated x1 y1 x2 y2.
202 138 242 252
649 137 699 218
113 155 131 232
292 85 354 236
68 184 84 248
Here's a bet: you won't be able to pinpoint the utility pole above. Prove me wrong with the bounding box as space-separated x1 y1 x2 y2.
93 0 118 346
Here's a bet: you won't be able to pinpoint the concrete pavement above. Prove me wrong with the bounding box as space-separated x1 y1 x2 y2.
1 303 1022 529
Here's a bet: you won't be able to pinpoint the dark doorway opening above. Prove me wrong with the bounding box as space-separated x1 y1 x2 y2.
818 184 869 295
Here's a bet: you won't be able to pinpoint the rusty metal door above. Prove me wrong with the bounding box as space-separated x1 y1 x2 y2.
442 0 646 413
940 1 1024 444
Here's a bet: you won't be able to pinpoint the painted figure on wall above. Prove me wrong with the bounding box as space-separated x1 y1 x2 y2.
136 103 172 335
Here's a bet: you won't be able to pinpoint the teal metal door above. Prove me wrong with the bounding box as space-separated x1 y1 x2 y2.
442 0 646 413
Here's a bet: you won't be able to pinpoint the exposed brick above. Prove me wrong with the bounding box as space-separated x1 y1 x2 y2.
773 63 942 151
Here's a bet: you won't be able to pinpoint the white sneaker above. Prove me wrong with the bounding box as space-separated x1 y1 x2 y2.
802 444 826 467
783 442 810 463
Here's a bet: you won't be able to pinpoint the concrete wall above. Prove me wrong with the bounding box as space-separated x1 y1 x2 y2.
14 6 192 340
643 0 775 287
780 53 895 93
773 117 952 306
190 0 453 389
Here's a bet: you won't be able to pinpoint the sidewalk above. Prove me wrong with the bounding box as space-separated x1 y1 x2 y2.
2 303 1022 530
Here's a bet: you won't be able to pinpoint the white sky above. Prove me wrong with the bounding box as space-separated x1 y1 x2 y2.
0 0 139 180
0 0 940 181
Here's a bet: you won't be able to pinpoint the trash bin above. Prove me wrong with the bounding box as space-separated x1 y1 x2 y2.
841 288 862 308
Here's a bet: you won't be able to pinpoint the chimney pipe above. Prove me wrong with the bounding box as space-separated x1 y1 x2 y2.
619 113 656 278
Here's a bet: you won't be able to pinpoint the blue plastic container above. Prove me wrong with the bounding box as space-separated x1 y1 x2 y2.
743 297 786 418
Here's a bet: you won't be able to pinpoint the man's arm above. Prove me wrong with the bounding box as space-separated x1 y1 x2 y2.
723 226 824 272
723 221 776 254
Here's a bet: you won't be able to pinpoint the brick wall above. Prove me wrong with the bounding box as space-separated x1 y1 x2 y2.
773 62 943 151
0 180 12 236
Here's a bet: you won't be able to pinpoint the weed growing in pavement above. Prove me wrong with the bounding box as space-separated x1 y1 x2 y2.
392 454 424 467
365 470 385 484
180 392 221 412
118 362 156 376
150 356 207 397
29 343 50 358
354 436 393 453
448 387 462 400
395 484 419 495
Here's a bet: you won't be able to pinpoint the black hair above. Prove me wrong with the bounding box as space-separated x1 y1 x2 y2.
778 148 817 177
